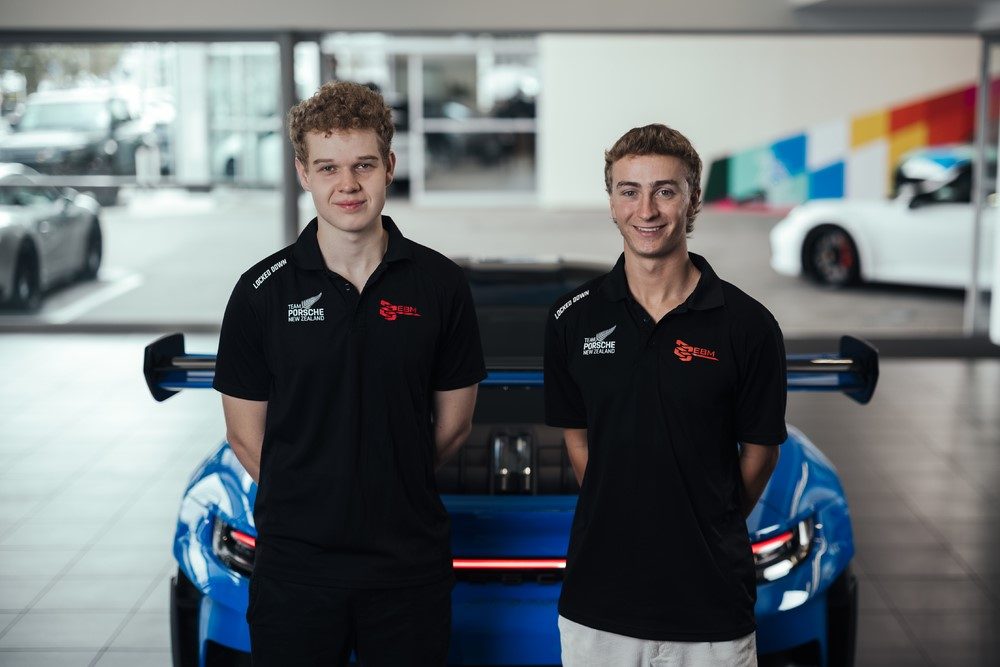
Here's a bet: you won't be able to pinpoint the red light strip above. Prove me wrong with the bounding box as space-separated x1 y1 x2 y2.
231 530 257 549
751 530 793 554
452 558 566 570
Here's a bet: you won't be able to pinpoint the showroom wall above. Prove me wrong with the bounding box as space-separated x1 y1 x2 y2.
537 34 979 207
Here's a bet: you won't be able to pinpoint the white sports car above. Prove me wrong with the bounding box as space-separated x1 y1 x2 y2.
770 153 995 289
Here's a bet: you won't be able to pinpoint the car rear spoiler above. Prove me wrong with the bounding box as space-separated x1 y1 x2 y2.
144 333 878 405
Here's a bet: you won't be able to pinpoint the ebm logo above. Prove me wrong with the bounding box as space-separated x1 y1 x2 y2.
380 299 421 321
674 339 718 362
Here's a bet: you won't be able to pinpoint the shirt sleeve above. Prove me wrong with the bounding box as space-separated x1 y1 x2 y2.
544 313 587 429
213 279 270 401
735 312 787 445
432 278 487 391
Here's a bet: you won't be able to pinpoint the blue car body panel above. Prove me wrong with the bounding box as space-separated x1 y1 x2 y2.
173 422 853 666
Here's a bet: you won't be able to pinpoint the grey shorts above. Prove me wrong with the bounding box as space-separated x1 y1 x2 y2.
558 615 757 667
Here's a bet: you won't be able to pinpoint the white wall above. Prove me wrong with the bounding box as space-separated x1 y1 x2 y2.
538 34 979 208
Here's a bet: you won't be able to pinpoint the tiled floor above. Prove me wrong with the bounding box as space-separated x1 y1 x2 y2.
1 335 999 666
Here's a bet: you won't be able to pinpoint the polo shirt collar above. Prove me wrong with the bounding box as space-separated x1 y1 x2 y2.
291 215 413 271
600 251 725 310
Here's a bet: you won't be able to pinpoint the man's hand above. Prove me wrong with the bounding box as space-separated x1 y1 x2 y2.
433 384 479 468
221 394 267 482
739 442 780 518
563 428 589 486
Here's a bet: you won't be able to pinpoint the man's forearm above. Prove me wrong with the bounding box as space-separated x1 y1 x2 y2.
434 425 472 468
221 395 267 483
739 443 780 518
228 435 262 482
563 429 589 486
433 385 479 469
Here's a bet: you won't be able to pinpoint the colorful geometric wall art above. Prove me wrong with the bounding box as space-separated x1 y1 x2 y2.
704 82 982 207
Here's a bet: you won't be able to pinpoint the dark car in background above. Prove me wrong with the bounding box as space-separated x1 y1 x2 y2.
0 162 102 311
0 88 162 205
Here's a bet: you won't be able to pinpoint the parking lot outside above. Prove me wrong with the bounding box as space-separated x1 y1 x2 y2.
0 189 968 336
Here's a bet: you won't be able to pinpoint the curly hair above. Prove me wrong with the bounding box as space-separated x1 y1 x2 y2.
604 124 702 233
287 81 394 165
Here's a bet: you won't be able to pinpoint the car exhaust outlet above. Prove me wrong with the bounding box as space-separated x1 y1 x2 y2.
493 432 532 493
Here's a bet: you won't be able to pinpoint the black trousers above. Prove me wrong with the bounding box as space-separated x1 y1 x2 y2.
248 573 453 667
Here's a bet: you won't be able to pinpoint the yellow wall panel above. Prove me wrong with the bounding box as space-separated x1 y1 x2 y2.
887 122 929 186
851 111 889 148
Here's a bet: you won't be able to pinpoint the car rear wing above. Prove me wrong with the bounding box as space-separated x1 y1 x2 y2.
144 333 878 405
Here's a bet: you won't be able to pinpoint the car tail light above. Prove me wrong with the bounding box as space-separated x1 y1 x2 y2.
453 558 566 584
752 519 813 582
212 517 256 577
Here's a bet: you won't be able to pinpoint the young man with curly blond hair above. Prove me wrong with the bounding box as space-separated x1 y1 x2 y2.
544 124 786 666
213 81 485 666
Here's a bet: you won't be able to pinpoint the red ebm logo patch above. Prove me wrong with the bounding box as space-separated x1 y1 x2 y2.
674 339 719 363
379 299 421 321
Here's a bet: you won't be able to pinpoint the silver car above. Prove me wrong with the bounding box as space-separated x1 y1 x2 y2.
0 163 102 311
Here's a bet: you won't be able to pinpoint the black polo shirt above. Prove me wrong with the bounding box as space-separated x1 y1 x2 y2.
214 216 486 588
544 252 787 641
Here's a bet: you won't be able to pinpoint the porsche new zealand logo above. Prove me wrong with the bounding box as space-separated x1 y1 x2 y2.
582 325 616 355
288 293 324 322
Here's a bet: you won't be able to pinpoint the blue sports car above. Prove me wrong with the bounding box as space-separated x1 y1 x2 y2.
144 260 878 667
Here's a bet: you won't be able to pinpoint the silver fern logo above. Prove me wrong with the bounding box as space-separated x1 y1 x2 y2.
300 293 322 309
288 292 324 322
583 325 616 355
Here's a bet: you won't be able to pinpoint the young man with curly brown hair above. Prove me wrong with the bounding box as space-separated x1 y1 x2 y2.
544 124 786 666
213 81 486 666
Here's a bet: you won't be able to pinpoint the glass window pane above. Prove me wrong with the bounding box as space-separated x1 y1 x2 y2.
425 132 534 192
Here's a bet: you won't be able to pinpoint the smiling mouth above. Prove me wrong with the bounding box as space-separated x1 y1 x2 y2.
634 225 665 233
336 200 365 210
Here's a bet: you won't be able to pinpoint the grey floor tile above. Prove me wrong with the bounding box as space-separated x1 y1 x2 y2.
925 519 1000 546
0 500 42 523
91 521 174 551
29 500 125 524
879 579 997 612
0 611 126 649
0 522 108 548
0 612 19 634
857 577 892 612
922 643 1000 667
62 548 172 579
94 650 171 667
856 611 915 651
0 650 100 666
853 519 945 548
108 612 170 650
0 549 80 579
900 610 1000 649
137 575 172 614
855 545 973 578
950 543 1000 578
33 577 157 612
855 646 931 666
0 579 53 611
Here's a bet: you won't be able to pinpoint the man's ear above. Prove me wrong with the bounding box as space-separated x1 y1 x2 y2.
385 150 397 186
294 157 310 191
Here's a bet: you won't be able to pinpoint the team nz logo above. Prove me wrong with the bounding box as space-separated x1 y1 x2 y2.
582 325 617 356
288 293 324 322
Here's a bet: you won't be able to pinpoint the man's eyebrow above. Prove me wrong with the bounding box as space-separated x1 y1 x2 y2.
615 179 681 189
311 155 381 165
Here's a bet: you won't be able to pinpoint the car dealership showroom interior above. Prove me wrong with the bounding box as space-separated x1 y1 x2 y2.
2 1 1000 666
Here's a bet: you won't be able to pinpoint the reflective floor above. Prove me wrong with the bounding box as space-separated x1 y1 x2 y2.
0 336 998 666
